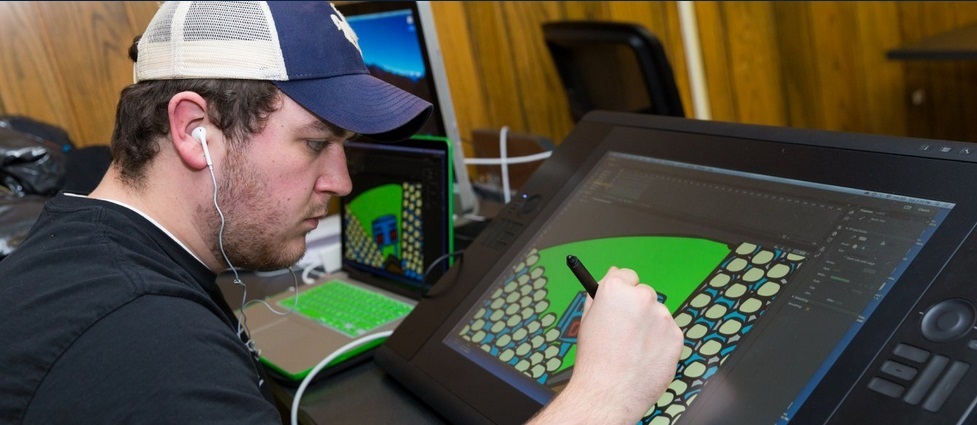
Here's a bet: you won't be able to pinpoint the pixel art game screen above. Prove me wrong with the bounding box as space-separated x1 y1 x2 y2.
342 141 450 290
444 152 950 424
344 181 426 283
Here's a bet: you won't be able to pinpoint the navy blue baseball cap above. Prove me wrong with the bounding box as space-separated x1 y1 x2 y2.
134 1 433 142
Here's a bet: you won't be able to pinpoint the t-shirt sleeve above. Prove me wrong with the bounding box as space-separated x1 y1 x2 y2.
24 295 282 425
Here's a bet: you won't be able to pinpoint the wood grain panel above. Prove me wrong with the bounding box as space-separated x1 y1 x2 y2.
853 2 906 136
772 2 821 129
462 2 525 134
808 2 864 132
8 1 977 152
34 2 144 146
499 1 569 139
430 1 486 152
691 1 977 141
694 2 737 122
722 2 786 126
0 2 79 138
124 1 160 35
438 1 691 144
561 2 608 21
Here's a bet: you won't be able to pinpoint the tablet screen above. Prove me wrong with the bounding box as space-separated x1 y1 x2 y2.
442 151 950 424
376 112 977 425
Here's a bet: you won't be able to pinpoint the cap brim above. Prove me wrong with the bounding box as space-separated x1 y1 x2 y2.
274 74 433 142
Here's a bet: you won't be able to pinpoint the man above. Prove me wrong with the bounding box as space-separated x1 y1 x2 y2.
0 2 681 424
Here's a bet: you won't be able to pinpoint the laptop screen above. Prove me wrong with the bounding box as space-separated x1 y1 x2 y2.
341 137 453 297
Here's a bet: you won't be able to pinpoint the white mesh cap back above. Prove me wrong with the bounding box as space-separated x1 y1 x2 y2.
135 1 288 82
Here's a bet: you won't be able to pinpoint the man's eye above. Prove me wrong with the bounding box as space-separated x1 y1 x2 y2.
307 140 329 152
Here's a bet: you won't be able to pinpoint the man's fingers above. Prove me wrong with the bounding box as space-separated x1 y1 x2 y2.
602 267 640 287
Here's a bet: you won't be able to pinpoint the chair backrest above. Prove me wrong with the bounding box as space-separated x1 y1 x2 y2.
542 21 684 122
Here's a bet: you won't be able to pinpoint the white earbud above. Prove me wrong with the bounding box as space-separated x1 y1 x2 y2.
192 126 213 167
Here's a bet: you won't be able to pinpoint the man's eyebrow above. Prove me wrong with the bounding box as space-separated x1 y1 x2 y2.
304 119 355 140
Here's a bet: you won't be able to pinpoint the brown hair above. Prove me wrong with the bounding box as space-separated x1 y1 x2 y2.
111 36 281 187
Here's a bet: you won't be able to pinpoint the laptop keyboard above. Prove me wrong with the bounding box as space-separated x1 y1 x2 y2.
279 280 414 338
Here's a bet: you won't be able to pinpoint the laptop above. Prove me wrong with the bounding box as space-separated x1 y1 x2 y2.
243 135 455 383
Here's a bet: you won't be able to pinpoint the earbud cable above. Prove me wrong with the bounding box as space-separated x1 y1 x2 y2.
205 161 298 359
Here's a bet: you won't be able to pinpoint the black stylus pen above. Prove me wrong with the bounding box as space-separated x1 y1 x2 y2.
566 255 599 298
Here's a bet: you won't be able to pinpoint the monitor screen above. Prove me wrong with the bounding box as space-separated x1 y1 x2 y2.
342 137 453 294
337 1 478 216
444 152 949 423
376 111 977 424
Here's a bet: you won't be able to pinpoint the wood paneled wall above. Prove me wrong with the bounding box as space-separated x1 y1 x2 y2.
695 1 977 142
3 1 977 150
0 1 157 146
429 1 691 149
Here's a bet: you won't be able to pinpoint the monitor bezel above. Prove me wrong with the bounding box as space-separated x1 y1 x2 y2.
340 136 454 299
376 111 977 424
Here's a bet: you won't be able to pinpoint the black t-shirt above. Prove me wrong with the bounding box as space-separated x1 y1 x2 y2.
0 194 281 424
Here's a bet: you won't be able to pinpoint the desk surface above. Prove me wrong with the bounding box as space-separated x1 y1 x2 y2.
217 272 447 425
217 193 504 424
887 23 977 60
276 359 448 425
217 271 449 425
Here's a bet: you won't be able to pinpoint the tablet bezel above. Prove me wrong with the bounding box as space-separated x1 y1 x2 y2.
376 111 977 424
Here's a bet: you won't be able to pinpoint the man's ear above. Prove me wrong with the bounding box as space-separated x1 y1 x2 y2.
168 92 211 170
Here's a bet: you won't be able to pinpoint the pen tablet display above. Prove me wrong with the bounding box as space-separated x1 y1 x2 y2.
445 151 950 422
376 112 977 425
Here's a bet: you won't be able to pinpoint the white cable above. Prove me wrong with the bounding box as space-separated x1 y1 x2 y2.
499 126 510 204
207 163 241 288
206 159 296 345
463 151 553 165
290 330 395 425
240 267 300 317
301 261 325 284
206 163 252 341
462 126 555 203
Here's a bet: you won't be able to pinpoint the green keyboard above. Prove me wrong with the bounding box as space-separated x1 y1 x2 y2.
279 280 414 338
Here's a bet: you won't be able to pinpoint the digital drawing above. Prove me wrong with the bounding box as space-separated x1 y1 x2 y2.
344 182 424 281
456 237 806 424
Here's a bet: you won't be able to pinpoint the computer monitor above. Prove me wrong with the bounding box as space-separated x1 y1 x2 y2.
342 136 455 293
336 1 478 217
376 111 977 424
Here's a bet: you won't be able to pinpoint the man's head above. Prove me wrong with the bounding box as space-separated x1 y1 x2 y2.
106 2 433 270
111 1 432 186
135 1 432 137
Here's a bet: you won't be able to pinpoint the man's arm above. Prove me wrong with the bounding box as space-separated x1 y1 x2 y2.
528 267 683 425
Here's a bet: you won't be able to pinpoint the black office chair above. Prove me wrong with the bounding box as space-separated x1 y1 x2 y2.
542 21 685 122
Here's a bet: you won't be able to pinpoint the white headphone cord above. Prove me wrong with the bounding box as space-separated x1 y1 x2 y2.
205 162 298 354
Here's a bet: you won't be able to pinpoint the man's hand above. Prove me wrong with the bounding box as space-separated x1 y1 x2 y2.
528 267 683 425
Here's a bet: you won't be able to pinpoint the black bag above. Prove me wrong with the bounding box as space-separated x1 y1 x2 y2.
0 115 74 153
0 126 68 197
0 117 75 259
